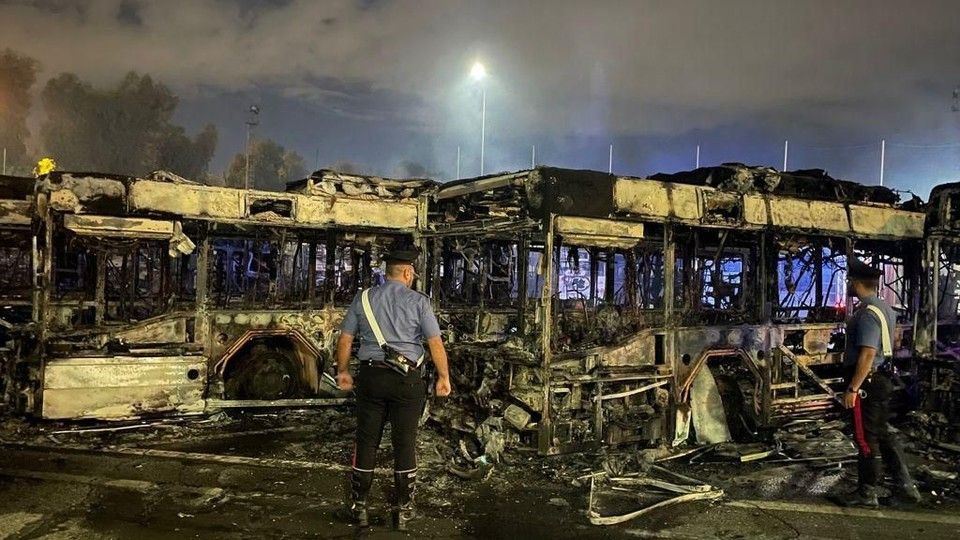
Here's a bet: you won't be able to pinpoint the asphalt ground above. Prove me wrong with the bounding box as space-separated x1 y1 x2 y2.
0 412 957 539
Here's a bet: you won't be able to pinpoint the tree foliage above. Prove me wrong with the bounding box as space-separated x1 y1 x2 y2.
155 124 219 179
225 139 306 191
39 71 217 178
0 49 40 173
283 150 307 184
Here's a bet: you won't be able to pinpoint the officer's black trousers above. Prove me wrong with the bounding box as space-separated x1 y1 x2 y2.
848 372 912 490
352 364 426 473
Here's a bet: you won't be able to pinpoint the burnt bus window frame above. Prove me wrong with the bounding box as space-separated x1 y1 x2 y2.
52 230 194 328
635 241 666 310
0 231 33 302
774 235 848 323
938 242 960 322
436 236 525 309
852 240 918 324
329 232 408 306
551 236 667 351
207 227 410 310
672 227 760 325
53 234 96 301
102 238 172 323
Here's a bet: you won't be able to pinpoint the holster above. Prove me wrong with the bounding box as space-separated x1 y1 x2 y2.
381 344 418 376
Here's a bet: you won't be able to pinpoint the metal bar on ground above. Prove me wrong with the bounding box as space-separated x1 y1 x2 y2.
206 398 351 408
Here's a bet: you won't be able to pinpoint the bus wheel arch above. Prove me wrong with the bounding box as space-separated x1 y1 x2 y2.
215 329 323 400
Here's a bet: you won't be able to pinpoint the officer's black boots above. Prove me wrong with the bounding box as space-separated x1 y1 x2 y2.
886 455 922 506
889 482 922 506
394 470 417 531
838 457 881 507
842 485 880 508
350 469 374 527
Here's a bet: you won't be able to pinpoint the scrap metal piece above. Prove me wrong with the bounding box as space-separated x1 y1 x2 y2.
503 404 532 430
588 486 724 526
593 380 668 402
690 368 732 444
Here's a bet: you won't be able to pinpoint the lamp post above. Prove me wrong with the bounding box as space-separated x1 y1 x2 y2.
470 62 487 176
245 105 260 190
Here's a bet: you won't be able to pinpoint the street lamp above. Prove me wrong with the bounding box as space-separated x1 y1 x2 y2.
470 62 487 175
470 62 486 81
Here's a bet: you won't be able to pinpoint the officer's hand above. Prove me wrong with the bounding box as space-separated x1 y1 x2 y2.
337 371 354 392
843 390 857 409
435 376 451 397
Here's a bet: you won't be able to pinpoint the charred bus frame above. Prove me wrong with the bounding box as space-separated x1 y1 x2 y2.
0 164 944 452
914 182 960 443
426 166 925 455
0 170 432 419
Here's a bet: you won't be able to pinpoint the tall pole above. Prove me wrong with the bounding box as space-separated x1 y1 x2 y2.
532 145 536 169
696 144 700 168
608 144 613 173
456 146 461 179
244 105 260 190
879 138 886 186
244 127 250 189
783 140 789 171
480 86 486 176
2 148 5 175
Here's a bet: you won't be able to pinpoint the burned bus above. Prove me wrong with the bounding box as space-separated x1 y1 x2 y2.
913 182 960 443
425 165 925 455
0 163 939 451
0 169 432 419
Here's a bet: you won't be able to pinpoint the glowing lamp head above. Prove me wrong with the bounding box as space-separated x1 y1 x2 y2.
470 62 487 81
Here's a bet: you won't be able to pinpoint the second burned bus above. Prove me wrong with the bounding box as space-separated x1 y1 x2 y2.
423 165 925 454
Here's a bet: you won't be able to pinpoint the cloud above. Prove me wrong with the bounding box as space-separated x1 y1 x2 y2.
3 0 960 135
4 0 960 191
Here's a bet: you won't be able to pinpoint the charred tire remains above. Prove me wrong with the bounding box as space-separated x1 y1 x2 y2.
223 342 304 401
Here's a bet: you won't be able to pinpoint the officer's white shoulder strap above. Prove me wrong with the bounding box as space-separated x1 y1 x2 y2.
360 288 387 347
865 304 893 356
360 288 426 367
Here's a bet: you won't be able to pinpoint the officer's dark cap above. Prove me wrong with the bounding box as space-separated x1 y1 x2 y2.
848 258 882 281
384 249 419 265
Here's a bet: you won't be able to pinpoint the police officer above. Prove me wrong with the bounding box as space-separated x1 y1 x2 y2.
336 249 451 530
841 259 920 507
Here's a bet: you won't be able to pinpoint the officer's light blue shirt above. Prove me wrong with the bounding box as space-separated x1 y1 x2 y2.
340 280 441 363
843 294 896 369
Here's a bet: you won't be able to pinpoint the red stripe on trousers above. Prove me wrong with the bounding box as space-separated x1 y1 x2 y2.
852 398 872 458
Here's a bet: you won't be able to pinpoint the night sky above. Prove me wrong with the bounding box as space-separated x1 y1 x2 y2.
4 0 960 198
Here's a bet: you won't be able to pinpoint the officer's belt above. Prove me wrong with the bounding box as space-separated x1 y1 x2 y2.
359 360 396 369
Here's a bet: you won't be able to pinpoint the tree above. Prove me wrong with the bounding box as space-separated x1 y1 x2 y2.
283 150 307 183
0 49 39 174
224 139 306 191
155 124 218 180
39 71 217 178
